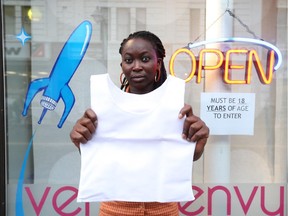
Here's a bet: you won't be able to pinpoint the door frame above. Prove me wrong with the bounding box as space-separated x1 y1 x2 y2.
0 0 7 215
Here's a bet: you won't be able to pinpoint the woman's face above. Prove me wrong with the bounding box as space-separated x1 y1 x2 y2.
121 38 162 94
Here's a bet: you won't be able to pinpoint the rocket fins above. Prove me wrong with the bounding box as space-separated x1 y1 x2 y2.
22 78 50 116
57 84 75 128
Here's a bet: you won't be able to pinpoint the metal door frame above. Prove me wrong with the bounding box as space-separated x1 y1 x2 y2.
0 0 7 214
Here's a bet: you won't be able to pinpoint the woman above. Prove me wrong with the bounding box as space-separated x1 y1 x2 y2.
70 31 209 216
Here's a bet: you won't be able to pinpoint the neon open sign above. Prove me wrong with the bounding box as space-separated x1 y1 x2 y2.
169 38 282 84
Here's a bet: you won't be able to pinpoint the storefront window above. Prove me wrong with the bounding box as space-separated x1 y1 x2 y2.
1 0 287 215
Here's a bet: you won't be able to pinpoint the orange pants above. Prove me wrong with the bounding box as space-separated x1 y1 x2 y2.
99 201 179 216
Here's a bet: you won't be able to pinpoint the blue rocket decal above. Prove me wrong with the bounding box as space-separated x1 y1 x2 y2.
22 20 92 128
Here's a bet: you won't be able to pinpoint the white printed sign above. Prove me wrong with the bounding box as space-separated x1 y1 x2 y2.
200 93 255 135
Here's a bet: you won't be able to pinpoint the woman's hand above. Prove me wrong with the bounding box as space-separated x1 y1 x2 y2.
70 108 98 149
179 104 209 161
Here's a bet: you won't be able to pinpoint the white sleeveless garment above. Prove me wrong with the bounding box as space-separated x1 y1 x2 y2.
77 74 196 202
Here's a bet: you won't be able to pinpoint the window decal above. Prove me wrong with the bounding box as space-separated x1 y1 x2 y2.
22 20 92 128
16 27 32 46
16 21 92 216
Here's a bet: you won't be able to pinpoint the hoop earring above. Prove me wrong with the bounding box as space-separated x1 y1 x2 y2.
155 70 161 82
120 72 126 85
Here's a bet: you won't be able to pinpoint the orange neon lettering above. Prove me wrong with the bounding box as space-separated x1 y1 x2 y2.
169 47 276 85
197 49 224 83
247 50 275 84
169 48 196 82
224 49 248 84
